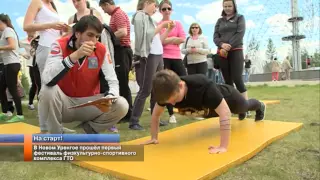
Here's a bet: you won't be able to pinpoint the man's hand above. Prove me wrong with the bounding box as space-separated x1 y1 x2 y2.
70 41 95 62
208 145 227 154
140 139 159 145
221 43 231 51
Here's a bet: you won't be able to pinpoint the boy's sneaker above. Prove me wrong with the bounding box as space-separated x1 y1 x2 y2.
28 104 35 110
6 115 24 123
255 102 266 121
169 115 177 123
0 113 8 121
238 113 247 120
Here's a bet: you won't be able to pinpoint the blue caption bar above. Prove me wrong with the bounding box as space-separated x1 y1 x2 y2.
32 134 120 143
0 134 24 143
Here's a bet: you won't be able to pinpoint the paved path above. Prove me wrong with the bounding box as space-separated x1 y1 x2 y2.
246 80 320 87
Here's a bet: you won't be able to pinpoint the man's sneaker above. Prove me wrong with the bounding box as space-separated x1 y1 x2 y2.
255 102 266 121
82 122 98 134
238 113 247 120
108 126 119 133
28 104 35 110
63 127 76 134
129 124 144 130
169 115 177 123
6 115 24 123
0 113 8 121
159 120 168 126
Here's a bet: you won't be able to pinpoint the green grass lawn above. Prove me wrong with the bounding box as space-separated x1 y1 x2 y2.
0 85 319 180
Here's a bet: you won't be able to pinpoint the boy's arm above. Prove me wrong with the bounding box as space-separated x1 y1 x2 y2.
209 99 231 153
141 103 165 145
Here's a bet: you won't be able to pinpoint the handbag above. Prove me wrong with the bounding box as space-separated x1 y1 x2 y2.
183 37 190 67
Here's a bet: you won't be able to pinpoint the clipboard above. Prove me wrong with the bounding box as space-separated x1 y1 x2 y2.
68 96 118 111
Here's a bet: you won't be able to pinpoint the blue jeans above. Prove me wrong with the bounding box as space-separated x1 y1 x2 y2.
244 68 250 83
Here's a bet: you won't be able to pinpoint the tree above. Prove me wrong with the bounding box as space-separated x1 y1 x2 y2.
265 38 276 61
247 36 260 56
312 49 320 67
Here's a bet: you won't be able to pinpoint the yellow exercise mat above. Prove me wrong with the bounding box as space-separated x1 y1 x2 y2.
173 100 280 113
73 118 302 180
0 122 40 134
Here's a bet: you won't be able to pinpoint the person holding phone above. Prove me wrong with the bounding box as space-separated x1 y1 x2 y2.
37 16 128 134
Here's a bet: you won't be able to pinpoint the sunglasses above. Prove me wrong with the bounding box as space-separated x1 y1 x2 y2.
191 27 199 29
161 7 172 12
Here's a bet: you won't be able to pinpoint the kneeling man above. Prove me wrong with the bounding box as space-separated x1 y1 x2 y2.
38 16 128 134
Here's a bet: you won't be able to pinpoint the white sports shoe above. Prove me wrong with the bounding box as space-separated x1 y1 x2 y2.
6 111 13 117
169 115 177 123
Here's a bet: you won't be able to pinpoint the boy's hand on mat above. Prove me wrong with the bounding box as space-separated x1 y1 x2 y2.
140 139 159 145
208 146 227 154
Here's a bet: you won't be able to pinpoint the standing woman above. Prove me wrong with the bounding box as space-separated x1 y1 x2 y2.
213 0 249 120
129 0 173 130
68 0 103 24
0 14 24 122
182 23 210 75
158 0 186 124
23 0 68 76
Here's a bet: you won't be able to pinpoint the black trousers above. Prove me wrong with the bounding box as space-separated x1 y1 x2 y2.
28 65 41 105
0 63 23 115
219 50 247 93
163 58 187 116
206 85 261 117
114 46 133 120
187 61 208 75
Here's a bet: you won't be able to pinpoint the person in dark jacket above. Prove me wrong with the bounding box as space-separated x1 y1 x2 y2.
213 0 249 120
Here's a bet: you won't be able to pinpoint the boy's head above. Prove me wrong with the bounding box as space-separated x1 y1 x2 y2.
152 70 185 105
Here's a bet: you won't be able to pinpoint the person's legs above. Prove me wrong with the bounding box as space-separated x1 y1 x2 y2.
129 54 162 130
5 63 24 122
28 66 36 109
187 64 197 75
286 69 290 80
35 45 51 77
196 62 208 75
0 65 9 120
38 85 128 134
163 59 175 119
219 56 233 86
275 72 279 81
114 47 133 123
228 50 249 119
226 87 266 121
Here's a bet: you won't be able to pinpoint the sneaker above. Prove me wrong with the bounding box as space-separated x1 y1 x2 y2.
247 111 252 117
28 104 35 110
6 115 24 123
6 111 13 117
63 127 76 134
108 126 119 133
147 108 151 111
129 124 144 130
169 115 177 123
255 102 266 121
0 113 8 121
159 120 168 126
238 113 247 120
